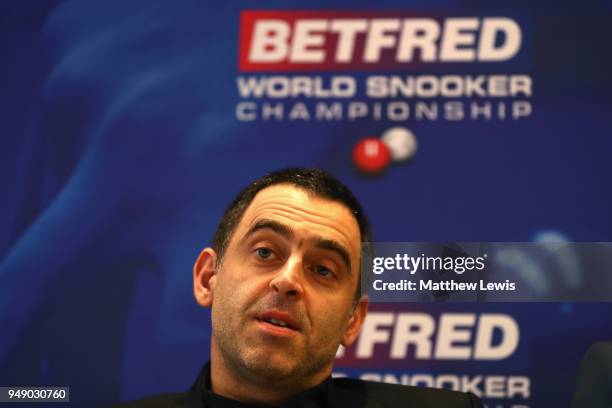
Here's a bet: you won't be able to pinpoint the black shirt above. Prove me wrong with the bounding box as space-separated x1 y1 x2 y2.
199 363 332 408
113 362 483 408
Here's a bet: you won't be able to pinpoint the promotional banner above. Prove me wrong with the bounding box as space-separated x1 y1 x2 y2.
1 1 611 406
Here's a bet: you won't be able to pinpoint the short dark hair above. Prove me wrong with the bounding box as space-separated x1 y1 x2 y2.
211 168 371 300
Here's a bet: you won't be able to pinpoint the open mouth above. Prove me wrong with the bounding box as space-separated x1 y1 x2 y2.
262 317 293 329
256 311 300 332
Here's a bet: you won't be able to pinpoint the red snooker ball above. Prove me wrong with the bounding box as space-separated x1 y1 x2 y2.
352 138 391 174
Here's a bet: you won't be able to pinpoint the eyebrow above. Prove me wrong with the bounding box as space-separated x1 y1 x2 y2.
243 219 294 241
241 218 353 274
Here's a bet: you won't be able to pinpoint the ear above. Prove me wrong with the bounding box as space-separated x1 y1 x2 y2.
341 295 369 348
193 248 218 307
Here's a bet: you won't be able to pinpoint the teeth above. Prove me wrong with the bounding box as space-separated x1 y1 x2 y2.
265 318 289 328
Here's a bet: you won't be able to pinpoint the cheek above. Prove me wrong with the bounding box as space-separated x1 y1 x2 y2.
214 272 270 312
310 299 352 340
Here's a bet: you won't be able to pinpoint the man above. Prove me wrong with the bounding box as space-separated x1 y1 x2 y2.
118 168 482 407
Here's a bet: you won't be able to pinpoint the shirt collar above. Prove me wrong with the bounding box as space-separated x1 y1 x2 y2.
188 362 333 408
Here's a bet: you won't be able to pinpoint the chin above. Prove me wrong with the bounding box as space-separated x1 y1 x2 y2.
244 355 297 378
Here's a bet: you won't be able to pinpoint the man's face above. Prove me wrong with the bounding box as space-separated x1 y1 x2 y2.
195 184 367 388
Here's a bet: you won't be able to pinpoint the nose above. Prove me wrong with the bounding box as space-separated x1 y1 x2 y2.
269 257 304 299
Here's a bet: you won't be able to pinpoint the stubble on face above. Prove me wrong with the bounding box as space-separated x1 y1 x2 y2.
208 185 362 393
210 272 342 389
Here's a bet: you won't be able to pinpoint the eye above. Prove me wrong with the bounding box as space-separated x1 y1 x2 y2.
314 265 333 278
255 247 273 259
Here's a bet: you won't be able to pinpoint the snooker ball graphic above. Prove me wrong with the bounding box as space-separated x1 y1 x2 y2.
381 127 418 162
352 138 391 174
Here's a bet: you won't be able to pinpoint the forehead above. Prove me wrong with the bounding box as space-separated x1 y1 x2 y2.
235 184 361 260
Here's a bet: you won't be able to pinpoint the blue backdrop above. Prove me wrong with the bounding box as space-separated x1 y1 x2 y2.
1 1 612 406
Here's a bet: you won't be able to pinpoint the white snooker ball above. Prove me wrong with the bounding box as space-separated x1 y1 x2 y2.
381 127 417 162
